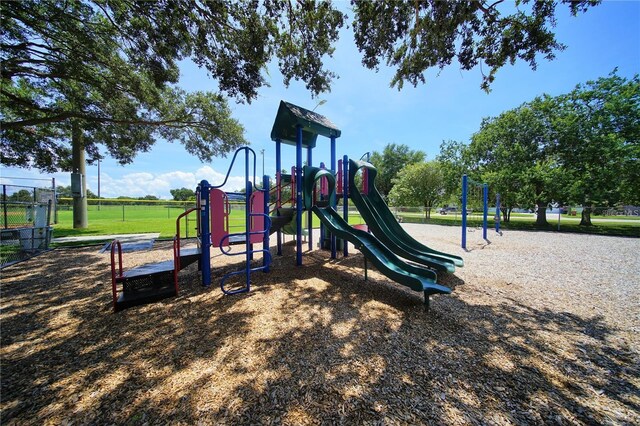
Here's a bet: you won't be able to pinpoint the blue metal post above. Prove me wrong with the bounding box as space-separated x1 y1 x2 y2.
296 125 303 266
275 139 282 256
483 183 488 240
199 180 211 286
330 136 337 259
263 174 270 272
461 174 468 250
245 153 252 289
343 155 349 257
495 193 501 233
307 146 313 251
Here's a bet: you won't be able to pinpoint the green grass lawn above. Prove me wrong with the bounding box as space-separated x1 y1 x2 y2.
53 205 366 240
51 204 638 242
54 206 199 239
397 211 640 237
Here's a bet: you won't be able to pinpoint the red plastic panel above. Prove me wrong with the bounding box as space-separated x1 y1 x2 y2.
210 189 229 247
249 191 265 243
352 224 369 232
320 170 328 197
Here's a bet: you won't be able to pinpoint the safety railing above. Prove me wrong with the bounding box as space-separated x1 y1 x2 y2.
175 207 199 271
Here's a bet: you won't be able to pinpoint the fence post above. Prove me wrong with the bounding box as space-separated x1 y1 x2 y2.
52 177 58 224
122 204 125 222
557 206 561 231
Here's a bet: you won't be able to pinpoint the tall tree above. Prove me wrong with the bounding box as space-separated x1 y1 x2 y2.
369 143 425 199
388 161 445 219
466 72 639 227
436 140 472 204
1 0 603 227
1 0 344 227
468 102 566 226
548 72 640 225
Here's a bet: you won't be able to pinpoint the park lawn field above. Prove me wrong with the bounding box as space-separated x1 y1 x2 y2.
52 204 637 240
397 211 640 237
53 207 366 240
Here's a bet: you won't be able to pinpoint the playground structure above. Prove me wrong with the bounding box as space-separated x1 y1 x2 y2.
110 147 271 311
110 101 463 311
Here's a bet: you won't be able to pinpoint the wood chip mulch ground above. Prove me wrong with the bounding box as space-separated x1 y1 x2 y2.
1 225 639 425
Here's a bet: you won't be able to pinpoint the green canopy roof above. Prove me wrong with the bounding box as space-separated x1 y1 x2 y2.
270 101 341 148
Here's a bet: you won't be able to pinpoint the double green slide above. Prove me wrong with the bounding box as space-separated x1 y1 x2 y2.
303 163 461 307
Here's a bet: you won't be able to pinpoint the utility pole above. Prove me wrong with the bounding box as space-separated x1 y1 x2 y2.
71 121 88 228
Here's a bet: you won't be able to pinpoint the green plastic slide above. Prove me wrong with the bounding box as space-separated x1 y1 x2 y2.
349 159 464 269
312 205 451 297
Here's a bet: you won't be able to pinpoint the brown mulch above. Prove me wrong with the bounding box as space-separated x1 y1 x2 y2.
1 228 639 425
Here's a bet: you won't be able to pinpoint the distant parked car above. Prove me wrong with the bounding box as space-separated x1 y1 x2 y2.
439 206 457 215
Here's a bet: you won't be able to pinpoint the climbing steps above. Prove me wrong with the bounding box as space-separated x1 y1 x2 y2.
110 238 202 312
110 207 201 312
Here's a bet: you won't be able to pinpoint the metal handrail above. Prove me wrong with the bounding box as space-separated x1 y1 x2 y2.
210 147 258 191
174 207 198 271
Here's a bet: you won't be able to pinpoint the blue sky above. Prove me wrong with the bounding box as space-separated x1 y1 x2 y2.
2 1 639 198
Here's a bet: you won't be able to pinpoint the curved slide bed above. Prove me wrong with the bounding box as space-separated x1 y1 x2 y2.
312 205 450 306
349 159 464 270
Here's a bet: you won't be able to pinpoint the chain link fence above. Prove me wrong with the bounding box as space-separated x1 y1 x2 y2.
1 184 55 267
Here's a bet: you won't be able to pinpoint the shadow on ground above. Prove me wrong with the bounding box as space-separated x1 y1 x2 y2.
1 242 637 424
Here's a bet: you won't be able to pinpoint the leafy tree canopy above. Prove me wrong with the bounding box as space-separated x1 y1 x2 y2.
170 187 196 201
1 0 344 172
436 140 472 202
548 72 640 208
8 189 34 202
1 0 602 174
465 71 639 226
56 185 98 199
388 161 445 219
369 143 425 198
352 0 600 91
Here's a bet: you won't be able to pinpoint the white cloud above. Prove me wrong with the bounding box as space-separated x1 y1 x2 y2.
90 166 247 199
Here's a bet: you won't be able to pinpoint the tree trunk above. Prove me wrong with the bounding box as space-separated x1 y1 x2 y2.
535 200 549 226
425 203 431 220
72 122 88 229
501 207 512 223
580 206 593 226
